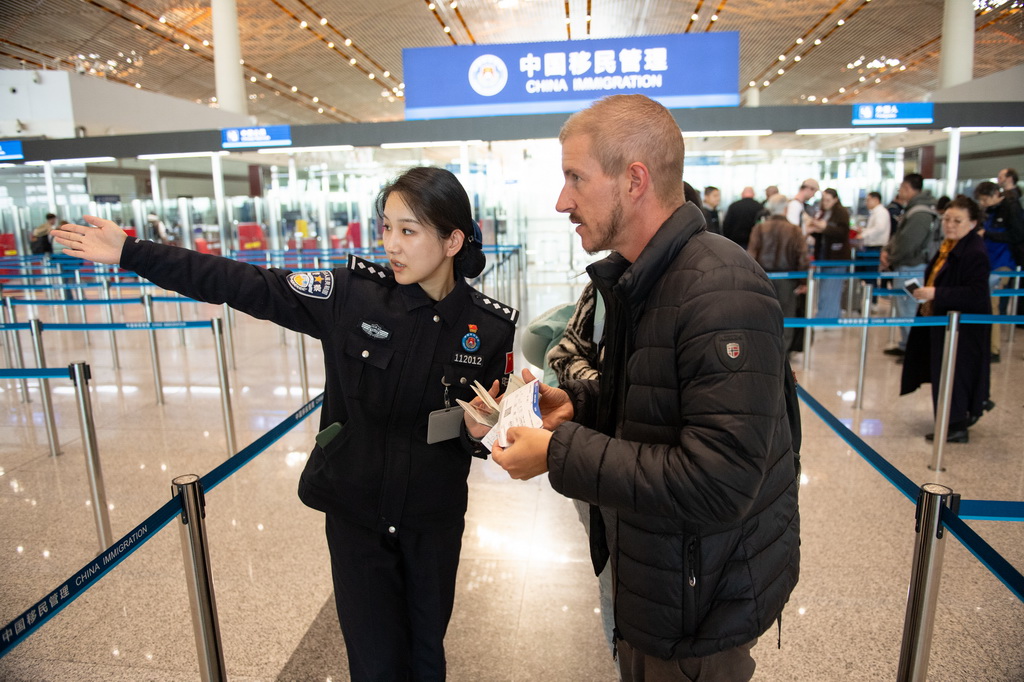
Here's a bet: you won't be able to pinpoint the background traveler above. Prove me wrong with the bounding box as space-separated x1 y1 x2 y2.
807 188 852 318
723 186 763 249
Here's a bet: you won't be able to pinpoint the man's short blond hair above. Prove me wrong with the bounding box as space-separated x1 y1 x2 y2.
559 94 685 207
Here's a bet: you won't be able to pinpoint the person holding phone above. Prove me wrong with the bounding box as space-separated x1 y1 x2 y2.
54 166 517 680
900 195 993 443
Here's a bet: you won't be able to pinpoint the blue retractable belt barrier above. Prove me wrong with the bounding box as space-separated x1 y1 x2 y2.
0 368 71 380
797 385 1024 604
783 316 948 328
796 385 918 502
42 321 212 331
0 392 324 658
958 500 1024 522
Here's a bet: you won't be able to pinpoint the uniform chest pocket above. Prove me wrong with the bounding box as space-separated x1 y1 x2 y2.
443 362 488 403
345 331 397 404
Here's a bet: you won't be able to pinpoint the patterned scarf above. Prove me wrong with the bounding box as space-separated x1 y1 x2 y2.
922 239 957 316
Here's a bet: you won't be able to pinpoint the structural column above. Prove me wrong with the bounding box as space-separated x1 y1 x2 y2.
939 0 974 89
211 0 248 116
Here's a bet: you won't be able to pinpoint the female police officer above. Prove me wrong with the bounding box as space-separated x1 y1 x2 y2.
54 167 517 680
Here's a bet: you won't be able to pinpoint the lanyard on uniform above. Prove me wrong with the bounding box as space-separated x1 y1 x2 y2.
441 377 451 408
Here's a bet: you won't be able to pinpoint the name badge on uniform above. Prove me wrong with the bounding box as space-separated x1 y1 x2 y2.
427 407 464 444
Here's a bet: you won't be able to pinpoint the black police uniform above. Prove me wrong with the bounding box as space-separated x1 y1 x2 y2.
118 238 517 680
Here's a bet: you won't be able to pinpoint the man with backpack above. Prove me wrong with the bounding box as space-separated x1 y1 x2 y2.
881 174 938 358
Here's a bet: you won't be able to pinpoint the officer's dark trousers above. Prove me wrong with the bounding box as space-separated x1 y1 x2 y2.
325 513 465 681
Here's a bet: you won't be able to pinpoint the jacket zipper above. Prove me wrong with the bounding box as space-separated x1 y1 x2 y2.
684 537 698 634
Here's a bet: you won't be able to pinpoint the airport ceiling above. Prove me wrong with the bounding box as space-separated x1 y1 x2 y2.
1 0 1021 128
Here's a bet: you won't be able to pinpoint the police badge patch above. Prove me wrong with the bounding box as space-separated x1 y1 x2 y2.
360 321 390 340
714 332 748 371
287 271 334 299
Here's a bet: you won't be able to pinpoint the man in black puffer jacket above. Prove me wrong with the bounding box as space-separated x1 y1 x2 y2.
492 94 800 681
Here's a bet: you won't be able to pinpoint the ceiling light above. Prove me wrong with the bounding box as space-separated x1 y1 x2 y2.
328 42 334 48
320 17 328 25
684 130 773 137
138 151 227 159
451 1 458 7
27 157 117 166
350 58 357 65
428 2 436 9
345 38 352 46
159 16 166 23
859 76 866 81
444 26 451 32
796 37 804 44
822 98 828 103
135 83 141 88
900 65 906 70
183 44 190 50
203 40 209 46
368 73 375 79
837 19 845 25
711 14 718 20
763 80 770 87
239 59 245 65
257 145 354 154
312 96 319 102
839 87 846 93
796 127 908 134
779 55 786 61
250 76 257 82
300 20 307 28
794 56 801 62
318 108 324 113
266 73 272 79
778 69 785 75
748 80 756 87
807 95 817 101
691 13 699 20
383 70 390 77
875 77 881 83
291 86 297 92
814 39 821 45
381 140 484 149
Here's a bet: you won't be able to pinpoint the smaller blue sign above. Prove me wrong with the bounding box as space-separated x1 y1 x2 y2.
0 140 25 161
852 103 934 125
221 125 292 149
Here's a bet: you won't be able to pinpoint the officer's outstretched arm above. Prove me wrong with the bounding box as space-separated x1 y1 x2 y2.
52 215 128 265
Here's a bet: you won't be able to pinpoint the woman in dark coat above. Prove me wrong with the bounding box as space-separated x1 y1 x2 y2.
900 195 992 443
807 188 851 318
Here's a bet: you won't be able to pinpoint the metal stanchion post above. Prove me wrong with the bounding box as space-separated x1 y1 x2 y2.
897 483 958 682
298 331 309 399
211 319 237 456
1010 266 1021 345
802 268 816 370
176 295 186 345
6 299 30 402
69 362 113 551
74 270 90 347
930 312 959 472
142 293 164 404
222 303 236 371
172 474 227 682
29 319 60 456
845 264 856 317
102 280 120 369
855 284 873 410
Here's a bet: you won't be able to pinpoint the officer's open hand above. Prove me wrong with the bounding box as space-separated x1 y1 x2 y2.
520 368 574 431
51 215 128 266
491 426 551 480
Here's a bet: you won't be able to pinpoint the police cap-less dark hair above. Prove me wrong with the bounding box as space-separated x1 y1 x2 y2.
902 173 924 192
867 191 882 201
974 180 1000 199
947 194 981 223
376 166 485 279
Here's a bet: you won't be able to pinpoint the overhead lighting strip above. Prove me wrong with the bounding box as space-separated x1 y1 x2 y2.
425 0 458 45
685 0 706 33
704 0 728 31
564 0 572 40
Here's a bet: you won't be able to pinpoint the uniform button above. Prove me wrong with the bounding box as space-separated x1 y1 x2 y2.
433 315 440 322
388 525 397 534
460 377 467 385
361 350 369 358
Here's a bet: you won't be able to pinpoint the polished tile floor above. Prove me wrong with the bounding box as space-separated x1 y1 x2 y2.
1 261 1022 681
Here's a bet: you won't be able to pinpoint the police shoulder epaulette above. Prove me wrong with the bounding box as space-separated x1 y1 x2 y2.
347 254 394 285
471 291 519 324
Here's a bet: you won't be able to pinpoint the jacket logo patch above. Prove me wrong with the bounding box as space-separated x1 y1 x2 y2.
360 321 390 340
715 333 747 371
287 271 333 299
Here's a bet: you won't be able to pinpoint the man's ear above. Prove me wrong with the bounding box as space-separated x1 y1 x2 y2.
625 161 652 201
446 228 465 258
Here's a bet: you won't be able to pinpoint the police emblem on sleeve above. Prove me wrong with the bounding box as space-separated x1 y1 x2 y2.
715 332 748 371
287 271 334 299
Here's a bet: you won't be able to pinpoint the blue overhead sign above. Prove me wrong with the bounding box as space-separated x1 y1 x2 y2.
221 125 292 149
852 102 934 125
0 140 25 161
403 33 740 120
